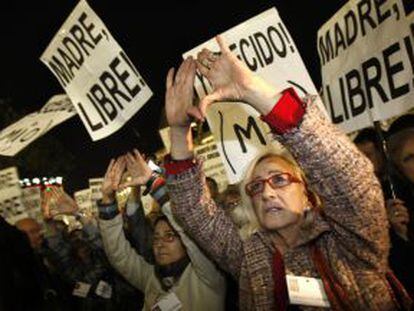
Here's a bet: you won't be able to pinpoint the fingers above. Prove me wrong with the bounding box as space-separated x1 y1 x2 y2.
176 57 192 85
104 159 116 179
184 59 196 86
197 48 214 72
216 35 230 54
199 91 223 118
133 149 146 166
166 67 175 90
125 152 135 166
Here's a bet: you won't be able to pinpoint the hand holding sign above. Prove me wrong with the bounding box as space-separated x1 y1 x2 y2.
193 36 280 120
101 157 126 204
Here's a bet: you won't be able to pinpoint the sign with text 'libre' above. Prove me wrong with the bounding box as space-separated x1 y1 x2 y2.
41 0 152 141
318 0 414 133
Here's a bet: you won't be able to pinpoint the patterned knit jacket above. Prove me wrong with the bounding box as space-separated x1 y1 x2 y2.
166 97 407 310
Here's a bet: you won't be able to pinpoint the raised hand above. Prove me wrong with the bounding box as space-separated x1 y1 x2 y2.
193 35 279 120
165 56 197 128
49 187 79 217
165 57 197 160
101 157 126 204
120 149 153 188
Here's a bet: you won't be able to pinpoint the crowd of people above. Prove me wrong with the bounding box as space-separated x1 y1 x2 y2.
1 35 414 310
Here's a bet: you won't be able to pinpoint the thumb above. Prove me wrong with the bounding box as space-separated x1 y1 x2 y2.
198 91 223 119
187 106 204 122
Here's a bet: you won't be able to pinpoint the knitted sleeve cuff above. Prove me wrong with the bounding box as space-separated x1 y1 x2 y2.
261 87 306 134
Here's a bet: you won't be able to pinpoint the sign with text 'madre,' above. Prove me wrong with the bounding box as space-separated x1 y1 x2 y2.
183 7 318 184
318 0 414 133
41 0 152 141
0 167 26 224
0 94 76 156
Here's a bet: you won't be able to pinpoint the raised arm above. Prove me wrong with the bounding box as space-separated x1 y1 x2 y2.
98 157 153 291
193 36 388 267
164 56 244 278
120 147 226 287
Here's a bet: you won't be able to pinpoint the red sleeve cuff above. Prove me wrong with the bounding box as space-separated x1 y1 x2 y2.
164 154 197 175
260 87 306 134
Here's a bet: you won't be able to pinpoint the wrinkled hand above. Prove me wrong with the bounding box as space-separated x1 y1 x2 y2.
192 35 279 120
165 57 196 129
120 149 153 188
387 198 410 240
101 157 126 204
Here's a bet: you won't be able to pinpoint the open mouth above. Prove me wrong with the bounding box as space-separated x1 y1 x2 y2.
265 206 283 214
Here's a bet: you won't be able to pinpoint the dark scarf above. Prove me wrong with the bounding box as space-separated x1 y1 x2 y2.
154 255 190 291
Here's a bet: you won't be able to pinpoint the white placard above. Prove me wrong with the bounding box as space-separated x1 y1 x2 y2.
194 137 228 192
41 0 152 141
21 186 42 221
317 0 414 133
0 94 76 156
74 188 93 215
88 177 103 201
183 7 320 183
0 167 26 224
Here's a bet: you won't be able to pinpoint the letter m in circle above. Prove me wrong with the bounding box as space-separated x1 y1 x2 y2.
233 116 267 153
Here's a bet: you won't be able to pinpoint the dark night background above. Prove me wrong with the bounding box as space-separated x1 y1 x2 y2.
0 0 347 193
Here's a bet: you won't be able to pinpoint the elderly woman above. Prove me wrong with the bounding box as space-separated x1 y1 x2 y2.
164 36 412 310
97 153 225 310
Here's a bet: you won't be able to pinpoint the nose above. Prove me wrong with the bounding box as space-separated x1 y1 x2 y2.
261 181 277 200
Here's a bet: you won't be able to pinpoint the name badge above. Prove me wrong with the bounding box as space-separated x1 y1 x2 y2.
72 281 91 298
286 275 330 308
151 292 182 311
95 280 112 299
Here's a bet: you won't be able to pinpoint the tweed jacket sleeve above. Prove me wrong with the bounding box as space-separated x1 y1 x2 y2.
167 164 244 279
273 93 389 269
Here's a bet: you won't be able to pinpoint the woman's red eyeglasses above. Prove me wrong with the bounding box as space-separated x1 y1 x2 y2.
245 172 302 197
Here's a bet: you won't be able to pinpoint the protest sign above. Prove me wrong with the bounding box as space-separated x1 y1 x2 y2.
194 137 228 192
0 167 26 224
74 188 93 216
22 186 42 221
0 94 76 156
318 0 414 132
41 0 152 141
88 177 103 201
184 7 316 183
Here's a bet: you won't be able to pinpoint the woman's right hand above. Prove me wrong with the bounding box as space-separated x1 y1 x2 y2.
193 35 281 120
101 157 126 204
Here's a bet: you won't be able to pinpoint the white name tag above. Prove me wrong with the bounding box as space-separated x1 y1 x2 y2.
286 275 330 308
151 292 182 311
72 281 91 298
95 280 112 299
